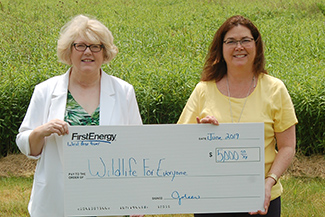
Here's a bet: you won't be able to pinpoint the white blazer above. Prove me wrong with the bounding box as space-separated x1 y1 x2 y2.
16 69 142 217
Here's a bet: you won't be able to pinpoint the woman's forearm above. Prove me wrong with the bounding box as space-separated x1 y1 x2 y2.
268 125 296 180
28 119 69 156
29 126 46 156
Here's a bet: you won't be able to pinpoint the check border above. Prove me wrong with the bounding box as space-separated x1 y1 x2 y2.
63 123 265 216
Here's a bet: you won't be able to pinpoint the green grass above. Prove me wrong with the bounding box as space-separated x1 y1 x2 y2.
281 177 325 216
1 0 325 154
0 1 324 215
0 176 33 217
0 176 324 217
1 0 324 156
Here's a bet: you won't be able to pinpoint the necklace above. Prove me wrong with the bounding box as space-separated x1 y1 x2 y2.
226 75 255 123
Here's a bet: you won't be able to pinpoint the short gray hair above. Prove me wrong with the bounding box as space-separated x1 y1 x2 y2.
57 15 118 65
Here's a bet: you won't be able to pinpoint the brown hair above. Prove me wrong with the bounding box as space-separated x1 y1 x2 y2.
201 15 267 81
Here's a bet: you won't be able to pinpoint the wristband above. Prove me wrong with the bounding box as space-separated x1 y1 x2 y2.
266 173 278 184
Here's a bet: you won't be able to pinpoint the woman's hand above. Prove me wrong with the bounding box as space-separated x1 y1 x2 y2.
249 125 296 215
36 119 69 137
249 178 274 215
29 119 69 156
196 116 219 125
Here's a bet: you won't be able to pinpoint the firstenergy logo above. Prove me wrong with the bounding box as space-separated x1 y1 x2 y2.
67 132 117 146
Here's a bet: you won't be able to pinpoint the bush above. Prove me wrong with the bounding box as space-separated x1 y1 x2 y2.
291 78 325 155
0 0 324 157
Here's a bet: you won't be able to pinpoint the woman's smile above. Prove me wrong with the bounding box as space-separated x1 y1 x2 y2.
81 59 95 62
233 54 247 58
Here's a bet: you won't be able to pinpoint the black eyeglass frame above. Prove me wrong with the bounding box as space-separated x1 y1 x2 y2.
223 37 255 46
72 43 104 53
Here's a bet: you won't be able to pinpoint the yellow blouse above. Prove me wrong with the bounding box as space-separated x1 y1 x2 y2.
178 74 298 200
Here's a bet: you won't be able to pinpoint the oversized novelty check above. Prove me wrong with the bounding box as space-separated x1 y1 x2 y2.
63 123 265 216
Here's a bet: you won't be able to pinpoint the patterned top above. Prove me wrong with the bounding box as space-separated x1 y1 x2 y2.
64 91 100 126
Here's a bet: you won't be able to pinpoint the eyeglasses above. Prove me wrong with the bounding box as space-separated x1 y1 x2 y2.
73 43 104 53
223 37 255 48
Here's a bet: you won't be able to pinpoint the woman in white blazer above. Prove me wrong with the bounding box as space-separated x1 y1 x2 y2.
16 15 142 217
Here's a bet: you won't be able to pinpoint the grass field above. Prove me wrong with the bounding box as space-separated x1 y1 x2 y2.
0 176 324 217
1 0 325 157
0 154 324 216
1 0 325 155
0 0 324 216
0 176 33 217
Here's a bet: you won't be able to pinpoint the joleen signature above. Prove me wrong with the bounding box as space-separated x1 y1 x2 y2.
171 190 200 205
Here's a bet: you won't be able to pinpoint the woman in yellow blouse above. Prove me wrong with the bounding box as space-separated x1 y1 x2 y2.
178 15 297 216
